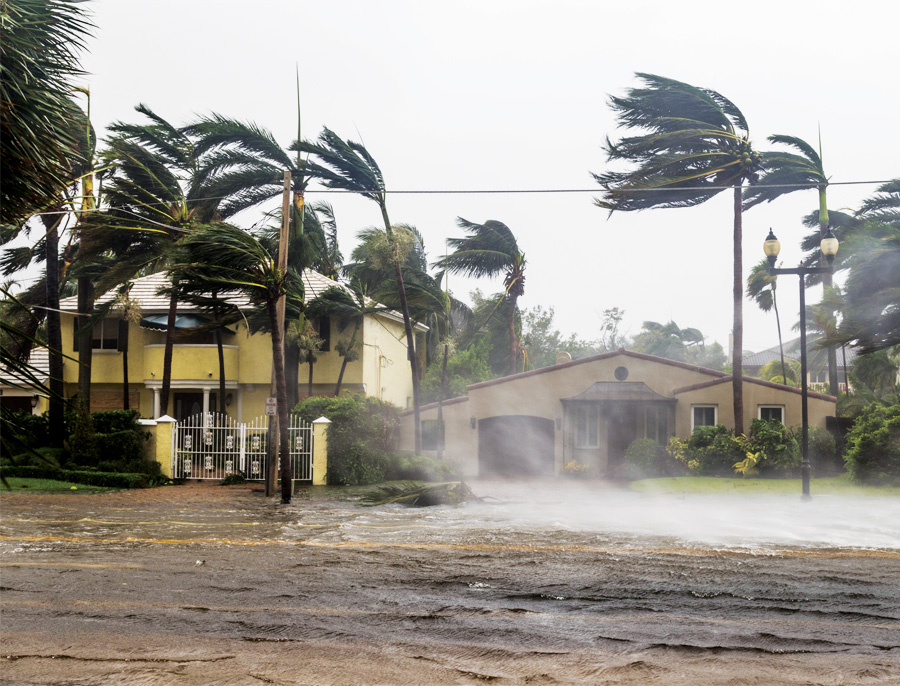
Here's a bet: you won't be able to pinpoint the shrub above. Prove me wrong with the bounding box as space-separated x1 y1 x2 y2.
624 438 663 478
96 429 147 464
843 403 900 484
383 453 459 482
746 419 799 476
678 425 745 476
91 409 141 434
67 405 97 467
808 427 838 475
294 395 401 485
0 465 153 488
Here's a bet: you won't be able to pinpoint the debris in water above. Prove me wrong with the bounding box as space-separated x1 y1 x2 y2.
363 481 479 507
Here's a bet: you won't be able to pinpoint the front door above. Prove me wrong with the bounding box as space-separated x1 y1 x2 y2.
173 392 217 423
606 405 637 474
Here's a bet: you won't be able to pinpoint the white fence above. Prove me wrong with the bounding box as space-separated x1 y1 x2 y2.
171 412 313 481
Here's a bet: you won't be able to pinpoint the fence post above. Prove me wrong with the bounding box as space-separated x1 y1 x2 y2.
311 416 330 486
140 415 176 478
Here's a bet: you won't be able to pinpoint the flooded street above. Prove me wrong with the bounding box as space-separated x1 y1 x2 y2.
2 480 899 685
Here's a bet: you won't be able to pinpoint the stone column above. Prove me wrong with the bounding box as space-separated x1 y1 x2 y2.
311 416 331 486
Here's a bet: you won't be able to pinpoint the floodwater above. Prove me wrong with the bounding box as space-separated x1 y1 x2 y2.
2 480 899 685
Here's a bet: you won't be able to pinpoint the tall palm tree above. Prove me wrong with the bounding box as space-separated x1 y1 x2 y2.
594 73 763 435
174 223 301 503
746 259 786 384
435 218 526 376
743 133 840 395
296 128 424 453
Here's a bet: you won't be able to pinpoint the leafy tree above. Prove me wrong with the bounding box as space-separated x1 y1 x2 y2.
843 403 900 484
435 218 526 376
174 223 302 503
420 343 493 404
630 320 726 370
595 73 764 435
521 305 599 369
598 307 628 352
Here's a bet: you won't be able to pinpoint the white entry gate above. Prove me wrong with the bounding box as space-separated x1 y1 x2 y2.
171 412 313 481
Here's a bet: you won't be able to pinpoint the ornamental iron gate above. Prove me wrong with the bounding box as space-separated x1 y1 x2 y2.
171 412 313 481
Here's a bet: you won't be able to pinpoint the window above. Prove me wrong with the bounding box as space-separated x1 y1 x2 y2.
315 316 331 351
421 420 444 451
575 407 598 447
759 406 784 423
74 317 120 351
645 406 668 445
692 405 717 430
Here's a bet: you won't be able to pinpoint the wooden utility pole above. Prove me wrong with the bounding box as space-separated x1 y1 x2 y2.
266 170 292 497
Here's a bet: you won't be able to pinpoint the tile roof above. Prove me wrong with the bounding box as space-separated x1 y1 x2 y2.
743 337 858 368
0 347 49 386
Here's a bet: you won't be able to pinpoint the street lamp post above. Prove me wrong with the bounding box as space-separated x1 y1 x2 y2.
763 228 839 501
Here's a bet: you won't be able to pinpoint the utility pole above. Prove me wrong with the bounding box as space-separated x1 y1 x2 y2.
266 170 292 497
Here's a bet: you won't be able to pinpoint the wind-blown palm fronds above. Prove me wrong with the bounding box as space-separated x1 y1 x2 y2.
594 73 763 435
362 481 478 507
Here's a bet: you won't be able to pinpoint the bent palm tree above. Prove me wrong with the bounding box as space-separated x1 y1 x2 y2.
746 259 786 384
594 73 763 435
743 133 840 394
296 128 424 453
435 218 525 376
174 223 301 504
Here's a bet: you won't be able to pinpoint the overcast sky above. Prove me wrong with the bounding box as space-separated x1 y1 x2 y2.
70 0 898 354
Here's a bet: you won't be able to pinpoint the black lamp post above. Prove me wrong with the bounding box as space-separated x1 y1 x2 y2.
763 227 839 501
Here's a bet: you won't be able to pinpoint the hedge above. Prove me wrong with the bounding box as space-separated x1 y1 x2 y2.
0 465 152 489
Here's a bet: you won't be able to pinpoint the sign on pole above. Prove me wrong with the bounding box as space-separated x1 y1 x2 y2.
265 397 277 416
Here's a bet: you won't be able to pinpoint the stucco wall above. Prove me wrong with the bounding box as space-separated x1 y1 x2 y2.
404 397 478 475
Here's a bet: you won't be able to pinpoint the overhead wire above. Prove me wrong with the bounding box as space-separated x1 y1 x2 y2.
22 178 896 218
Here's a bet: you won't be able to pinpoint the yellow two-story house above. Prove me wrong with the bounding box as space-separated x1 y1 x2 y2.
12 270 424 420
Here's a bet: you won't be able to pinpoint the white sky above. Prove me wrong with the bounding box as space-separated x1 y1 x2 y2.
69 0 898 354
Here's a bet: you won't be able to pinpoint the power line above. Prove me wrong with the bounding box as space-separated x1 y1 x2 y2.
23 178 896 216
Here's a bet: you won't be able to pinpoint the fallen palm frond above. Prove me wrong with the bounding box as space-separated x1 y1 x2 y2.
362 481 478 507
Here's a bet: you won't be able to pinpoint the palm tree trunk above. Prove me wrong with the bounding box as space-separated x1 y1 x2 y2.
122 322 130 410
732 186 744 436
285 339 300 409
76 276 94 412
267 298 292 504
380 204 421 455
159 286 178 417
818 186 839 397
508 294 518 376
42 212 65 448
334 322 359 397
773 291 786 386
216 327 226 421
437 343 449 459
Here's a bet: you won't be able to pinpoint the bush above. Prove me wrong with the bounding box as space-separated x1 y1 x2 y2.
91 409 141 434
677 425 745 476
294 395 401 485
746 419 800 476
4 446 69 469
0 465 153 488
843 403 900 484
67 405 97 467
624 438 663 478
96 429 147 464
808 427 839 475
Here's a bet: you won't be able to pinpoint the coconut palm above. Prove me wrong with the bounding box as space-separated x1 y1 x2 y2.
747 259 786 384
743 133 841 394
594 73 764 435
174 223 301 503
295 128 424 453
435 218 526 376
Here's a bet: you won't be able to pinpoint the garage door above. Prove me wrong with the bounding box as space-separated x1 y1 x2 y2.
478 415 555 477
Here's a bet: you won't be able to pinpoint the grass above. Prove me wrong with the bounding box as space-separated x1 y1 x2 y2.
628 473 900 496
1 477 116 494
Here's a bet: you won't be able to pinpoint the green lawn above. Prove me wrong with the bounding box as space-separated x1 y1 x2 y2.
628 474 900 496
1 477 116 493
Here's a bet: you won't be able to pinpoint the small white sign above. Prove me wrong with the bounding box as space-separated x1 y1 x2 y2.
265 397 277 416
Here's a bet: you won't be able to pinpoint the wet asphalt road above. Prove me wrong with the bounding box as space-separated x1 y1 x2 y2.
1 481 899 685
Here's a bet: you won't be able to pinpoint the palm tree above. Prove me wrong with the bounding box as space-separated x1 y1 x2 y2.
296 128 424 453
594 73 763 435
746 259 786 384
743 133 840 395
435 218 526 376
174 223 301 503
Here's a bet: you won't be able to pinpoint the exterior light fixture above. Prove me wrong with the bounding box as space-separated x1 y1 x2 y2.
31 394 40 408
470 416 477 430
764 227 839 501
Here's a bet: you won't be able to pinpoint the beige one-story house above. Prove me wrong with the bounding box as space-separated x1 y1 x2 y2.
399 349 837 477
